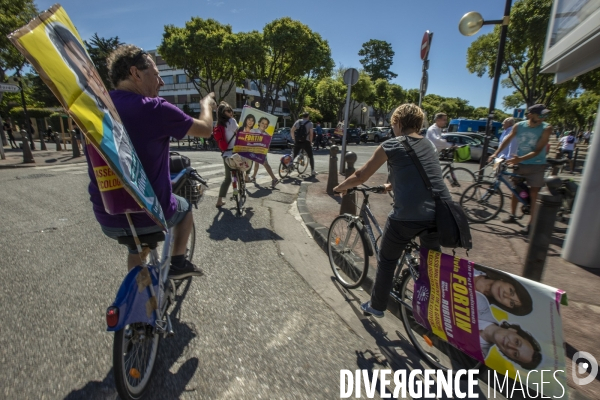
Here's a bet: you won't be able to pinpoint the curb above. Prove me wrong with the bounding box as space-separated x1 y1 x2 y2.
0 159 87 170
296 180 403 319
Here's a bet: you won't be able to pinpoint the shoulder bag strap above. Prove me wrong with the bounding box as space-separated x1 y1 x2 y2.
399 136 440 200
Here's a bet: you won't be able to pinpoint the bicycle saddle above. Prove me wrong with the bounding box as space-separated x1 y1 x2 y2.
117 232 166 248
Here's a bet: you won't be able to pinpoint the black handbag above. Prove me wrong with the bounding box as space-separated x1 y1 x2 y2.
169 151 191 173
400 137 473 250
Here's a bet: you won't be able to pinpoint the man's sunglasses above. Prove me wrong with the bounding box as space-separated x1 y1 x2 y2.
131 50 148 68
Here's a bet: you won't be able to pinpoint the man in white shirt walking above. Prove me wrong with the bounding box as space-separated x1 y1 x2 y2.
426 112 451 151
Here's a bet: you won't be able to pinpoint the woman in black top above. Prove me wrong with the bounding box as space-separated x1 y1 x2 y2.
334 103 451 318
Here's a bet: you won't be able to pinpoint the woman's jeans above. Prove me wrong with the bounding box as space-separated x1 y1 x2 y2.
370 219 440 311
218 158 232 198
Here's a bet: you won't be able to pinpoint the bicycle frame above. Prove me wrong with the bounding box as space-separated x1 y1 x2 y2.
490 166 529 207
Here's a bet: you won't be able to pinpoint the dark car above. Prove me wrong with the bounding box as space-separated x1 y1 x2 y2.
269 132 291 149
346 128 361 144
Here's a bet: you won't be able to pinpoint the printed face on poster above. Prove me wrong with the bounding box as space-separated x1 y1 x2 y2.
8 5 166 229
413 249 567 398
233 106 278 164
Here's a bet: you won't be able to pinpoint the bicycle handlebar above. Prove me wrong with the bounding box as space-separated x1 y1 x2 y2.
335 184 386 195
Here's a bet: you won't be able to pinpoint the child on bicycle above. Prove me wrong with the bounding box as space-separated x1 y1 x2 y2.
334 103 451 318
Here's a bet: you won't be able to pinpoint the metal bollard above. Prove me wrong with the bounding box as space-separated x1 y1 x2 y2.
20 129 35 163
523 193 562 282
71 131 81 157
54 134 62 151
339 152 357 215
326 145 339 195
39 132 47 151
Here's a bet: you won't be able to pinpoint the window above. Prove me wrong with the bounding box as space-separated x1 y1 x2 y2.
250 82 258 91
176 74 187 84
162 75 174 84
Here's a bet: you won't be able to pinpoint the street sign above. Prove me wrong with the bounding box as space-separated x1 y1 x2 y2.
513 108 525 119
0 83 20 93
343 68 359 86
420 31 432 60
420 70 429 96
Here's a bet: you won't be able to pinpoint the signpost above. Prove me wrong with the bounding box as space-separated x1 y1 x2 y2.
513 108 525 119
340 68 359 173
419 31 433 108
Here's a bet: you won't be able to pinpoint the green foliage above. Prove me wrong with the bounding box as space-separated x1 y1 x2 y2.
303 106 322 123
29 72 60 107
371 79 405 125
159 18 244 102
311 76 346 123
0 73 44 116
0 0 38 81
8 107 53 126
84 33 123 89
358 39 397 81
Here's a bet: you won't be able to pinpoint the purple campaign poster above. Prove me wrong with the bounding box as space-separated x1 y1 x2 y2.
233 106 278 165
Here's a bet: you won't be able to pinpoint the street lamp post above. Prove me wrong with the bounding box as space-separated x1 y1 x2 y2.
361 106 367 128
459 0 513 179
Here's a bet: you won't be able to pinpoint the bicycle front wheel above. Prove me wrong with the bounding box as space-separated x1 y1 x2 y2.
297 150 308 174
278 161 290 179
327 215 369 289
442 167 476 201
460 181 504 223
113 323 160 400
399 271 480 371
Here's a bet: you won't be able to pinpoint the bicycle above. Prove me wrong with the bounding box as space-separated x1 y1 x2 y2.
327 185 479 370
459 159 532 223
106 167 207 400
438 146 477 200
278 148 309 179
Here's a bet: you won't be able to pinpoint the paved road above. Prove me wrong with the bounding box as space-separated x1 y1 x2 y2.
0 149 389 399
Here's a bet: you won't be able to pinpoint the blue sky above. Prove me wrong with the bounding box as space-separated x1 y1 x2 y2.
35 0 522 110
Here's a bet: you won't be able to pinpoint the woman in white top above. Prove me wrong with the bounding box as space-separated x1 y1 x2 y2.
216 102 241 208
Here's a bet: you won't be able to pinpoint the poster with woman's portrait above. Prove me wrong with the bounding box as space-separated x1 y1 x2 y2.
412 248 567 398
233 106 278 164
8 5 167 229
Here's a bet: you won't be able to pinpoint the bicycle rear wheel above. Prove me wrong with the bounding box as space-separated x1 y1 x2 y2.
443 167 476 201
278 161 290 179
113 323 160 400
297 150 309 175
327 215 369 289
460 181 504 223
399 271 480 371
186 222 196 262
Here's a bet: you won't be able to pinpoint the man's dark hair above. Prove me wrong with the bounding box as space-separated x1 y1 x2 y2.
258 117 269 126
301 112 309 118
107 45 153 87
499 321 542 370
434 112 447 121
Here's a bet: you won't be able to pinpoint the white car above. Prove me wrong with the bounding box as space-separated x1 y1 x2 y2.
441 134 495 162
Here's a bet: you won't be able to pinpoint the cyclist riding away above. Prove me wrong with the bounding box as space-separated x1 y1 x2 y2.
334 103 451 318
85 45 216 278
291 112 316 176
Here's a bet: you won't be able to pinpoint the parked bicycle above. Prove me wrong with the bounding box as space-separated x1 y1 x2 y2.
326 185 479 370
278 149 309 179
438 146 477 200
107 166 207 400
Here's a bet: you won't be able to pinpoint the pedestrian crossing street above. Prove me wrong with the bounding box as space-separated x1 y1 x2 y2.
30 161 280 196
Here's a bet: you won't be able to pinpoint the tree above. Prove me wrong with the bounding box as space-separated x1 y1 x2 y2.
84 33 123 89
243 18 333 115
358 39 397 81
312 76 346 123
29 72 61 108
371 79 405 125
159 18 245 102
0 0 38 82
466 0 582 108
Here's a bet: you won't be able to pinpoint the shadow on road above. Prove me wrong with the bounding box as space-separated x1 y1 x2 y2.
206 207 283 242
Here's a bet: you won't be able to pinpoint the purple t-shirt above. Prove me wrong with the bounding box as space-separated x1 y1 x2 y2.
86 90 193 228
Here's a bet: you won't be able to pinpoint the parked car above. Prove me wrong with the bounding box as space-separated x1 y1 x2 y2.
441 133 495 162
459 132 499 149
275 127 292 142
361 127 392 143
346 128 361 144
322 128 338 144
270 132 291 149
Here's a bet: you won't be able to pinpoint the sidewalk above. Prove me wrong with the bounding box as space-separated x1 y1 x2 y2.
298 172 599 399
0 142 85 169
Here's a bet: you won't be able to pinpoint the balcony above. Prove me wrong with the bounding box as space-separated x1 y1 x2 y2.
160 83 196 91
157 64 173 71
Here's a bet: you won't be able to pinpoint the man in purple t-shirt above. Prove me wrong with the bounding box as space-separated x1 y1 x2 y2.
86 45 216 278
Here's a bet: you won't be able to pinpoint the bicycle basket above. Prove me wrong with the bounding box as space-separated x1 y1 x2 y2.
176 178 204 205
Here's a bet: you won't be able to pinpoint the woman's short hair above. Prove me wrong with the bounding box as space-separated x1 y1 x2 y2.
258 117 269 126
217 102 232 127
499 321 542 370
482 268 533 316
391 104 424 132
107 45 153 87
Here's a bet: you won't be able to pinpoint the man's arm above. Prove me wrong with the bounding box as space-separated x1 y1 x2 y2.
290 124 296 141
489 125 518 162
309 127 314 143
507 125 552 165
186 93 217 138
